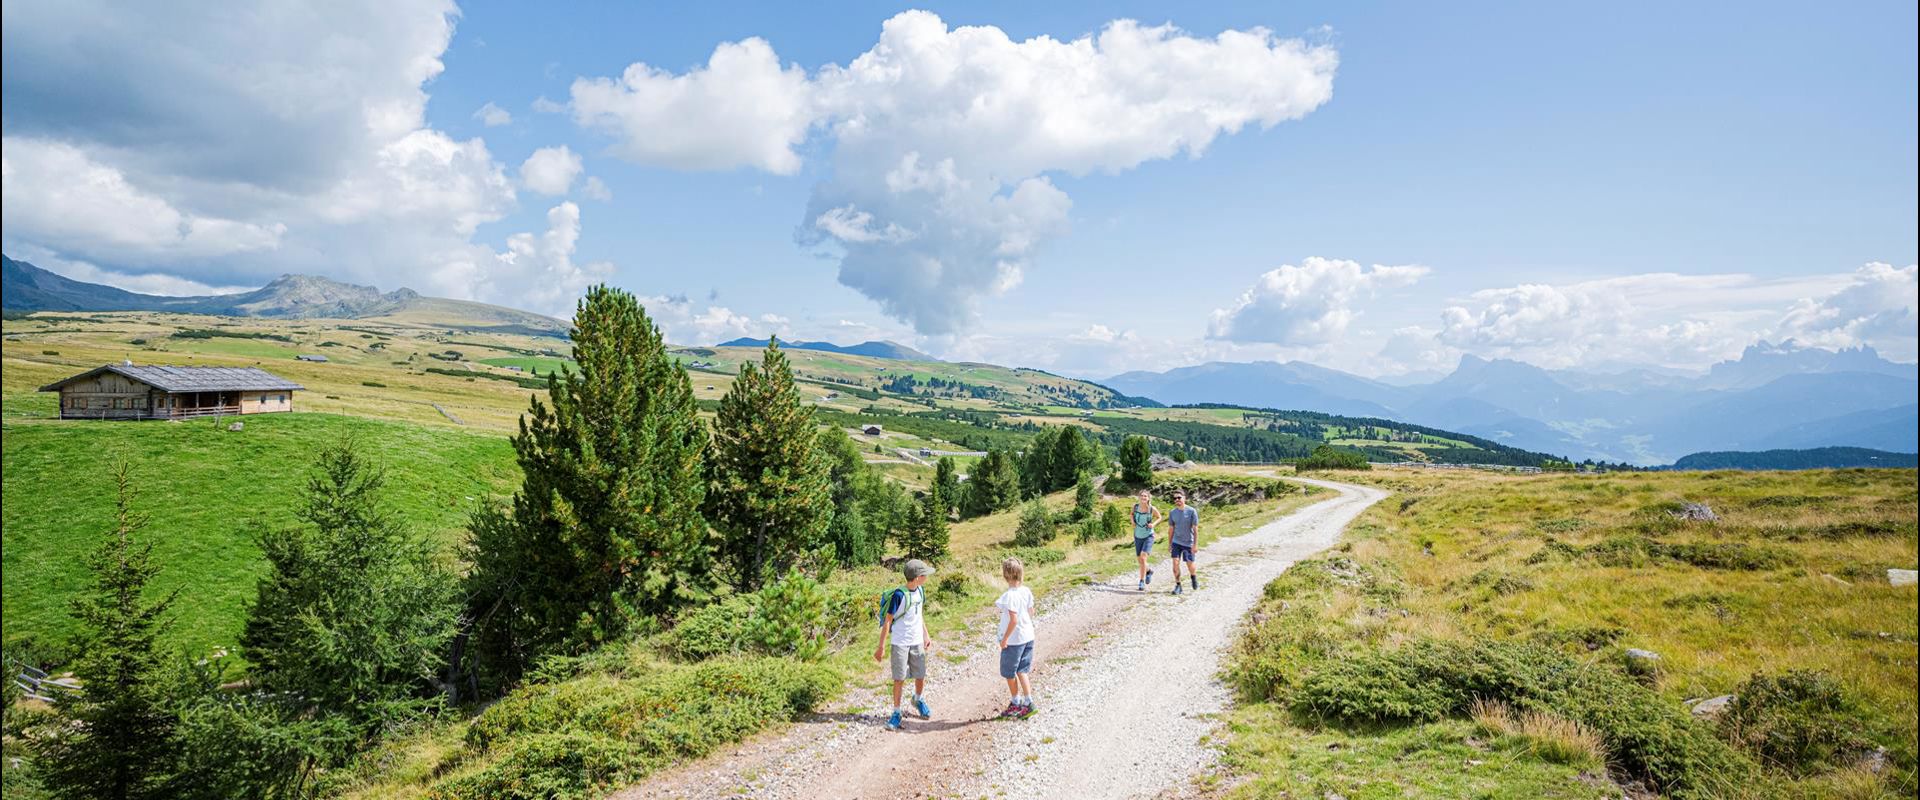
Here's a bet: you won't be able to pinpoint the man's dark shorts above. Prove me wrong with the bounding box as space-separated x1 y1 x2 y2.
1170 541 1195 562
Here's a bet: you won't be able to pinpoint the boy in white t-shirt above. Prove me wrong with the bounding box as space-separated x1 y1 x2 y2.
995 557 1037 719
875 559 935 731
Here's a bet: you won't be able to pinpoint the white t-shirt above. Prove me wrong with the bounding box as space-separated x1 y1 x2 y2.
888 587 926 647
995 586 1035 647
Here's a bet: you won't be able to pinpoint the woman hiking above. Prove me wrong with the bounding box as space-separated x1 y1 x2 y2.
1132 488 1162 591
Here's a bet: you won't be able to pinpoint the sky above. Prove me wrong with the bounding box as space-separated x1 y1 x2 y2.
3 1 1916 380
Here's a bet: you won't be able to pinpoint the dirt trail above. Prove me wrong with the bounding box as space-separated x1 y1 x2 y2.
615 478 1385 800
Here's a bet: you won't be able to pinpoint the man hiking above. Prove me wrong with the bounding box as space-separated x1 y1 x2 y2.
1132 489 1161 591
1166 490 1200 595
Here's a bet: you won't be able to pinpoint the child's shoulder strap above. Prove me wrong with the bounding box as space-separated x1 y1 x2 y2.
881 586 905 615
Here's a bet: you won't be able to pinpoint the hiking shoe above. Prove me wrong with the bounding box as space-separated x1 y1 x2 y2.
1137 580 1146 592
914 696 932 719
1146 568 1154 585
1016 703 1037 720
886 710 903 730
1172 583 1184 596
1191 575 1199 590
1000 703 1023 719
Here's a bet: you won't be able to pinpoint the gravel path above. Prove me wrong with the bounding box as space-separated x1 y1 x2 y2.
615 478 1385 800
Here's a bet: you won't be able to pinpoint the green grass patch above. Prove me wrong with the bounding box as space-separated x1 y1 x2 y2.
1 412 517 655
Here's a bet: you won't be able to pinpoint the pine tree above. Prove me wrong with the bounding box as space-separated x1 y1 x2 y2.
241 438 459 719
960 448 1021 518
38 462 181 800
1013 498 1055 547
707 338 834 593
818 427 884 567
1019 427 1059 498
1120 435 1154 486
1049 426 1089 491
466 286 711 679
933 456 960 516
1072 474 1097 521
900 491 950 562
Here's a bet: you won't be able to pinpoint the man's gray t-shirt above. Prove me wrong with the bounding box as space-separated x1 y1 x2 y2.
1169 506 1199 546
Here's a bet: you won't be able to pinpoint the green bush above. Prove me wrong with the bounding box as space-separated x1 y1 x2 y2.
428 732 645 800
1072 475 1097 520
932 571 981 606
1719 670 1876 776
748 570 828 661
1013 498 1055 547
1295 444 1371 471
1234 559 1762 799
1097 503 1130 540
450 658 838 797
995 546 1064 567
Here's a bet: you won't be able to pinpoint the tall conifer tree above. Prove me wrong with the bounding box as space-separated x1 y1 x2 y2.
38 463 180 800
466 286 710 677
707 338 833 592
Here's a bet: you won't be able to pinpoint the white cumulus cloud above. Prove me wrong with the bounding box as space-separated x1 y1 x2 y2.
519 145 583 196
569 37 815 174
570 11 1338 334
1208 258 1428 345
473 101 513 127
0 0 601 317
1776 262 1919 360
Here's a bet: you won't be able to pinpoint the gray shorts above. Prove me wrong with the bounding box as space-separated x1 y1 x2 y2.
889 644 926 681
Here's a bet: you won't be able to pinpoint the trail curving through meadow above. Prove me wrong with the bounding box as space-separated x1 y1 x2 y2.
616 477 1387 800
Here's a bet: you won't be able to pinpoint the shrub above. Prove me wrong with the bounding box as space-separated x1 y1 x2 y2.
129 338 148 345
666 596 755 661
995 546 1064 567
361 381 386 388
1013 499 1055 547
1720 670 1876 776
932 571 981 606
1072 475 1097 521
457 658 838 791
1097 503 1130 540
1295 444 1371 471
747 570 828 661
428 732 645 800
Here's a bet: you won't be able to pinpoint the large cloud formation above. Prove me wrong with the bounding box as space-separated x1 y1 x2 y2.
1430 267 1916 368
571 11 1339 334
0 0 602 316
1208 257 1429 345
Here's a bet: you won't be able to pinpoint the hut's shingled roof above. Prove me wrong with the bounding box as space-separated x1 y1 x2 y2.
39 365 305 393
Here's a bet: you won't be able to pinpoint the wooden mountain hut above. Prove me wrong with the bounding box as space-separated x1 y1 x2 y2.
39 363 304 420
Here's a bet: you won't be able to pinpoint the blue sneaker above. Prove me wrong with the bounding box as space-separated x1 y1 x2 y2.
914 696 932 719
1146 568 1154 585
886 710 903 730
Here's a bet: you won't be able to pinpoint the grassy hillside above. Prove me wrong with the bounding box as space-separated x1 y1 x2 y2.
1223 467 1919 798
1 412 516 655
3 312 1559 467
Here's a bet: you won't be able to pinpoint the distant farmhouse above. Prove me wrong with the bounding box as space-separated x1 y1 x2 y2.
40 363 303 420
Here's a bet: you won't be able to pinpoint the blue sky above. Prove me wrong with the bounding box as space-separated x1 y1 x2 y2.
3 1 1914 377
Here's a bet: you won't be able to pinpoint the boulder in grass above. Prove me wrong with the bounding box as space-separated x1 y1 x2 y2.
1688 695 1735 719
227 421 244 432
1668 502 1718 522
1889 569 1917 587
1622 648 1662 680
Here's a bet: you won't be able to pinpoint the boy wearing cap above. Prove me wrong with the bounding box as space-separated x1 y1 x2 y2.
874 559 936 730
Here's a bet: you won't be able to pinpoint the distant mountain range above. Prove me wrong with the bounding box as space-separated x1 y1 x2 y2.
1669 447 1918 471
717 336 937 362
1106 346 1919 465
3 255 567 336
